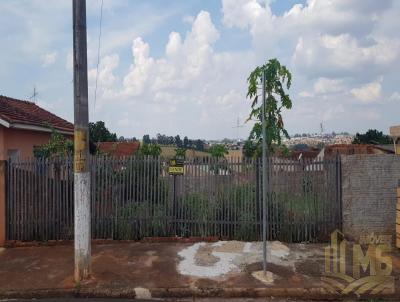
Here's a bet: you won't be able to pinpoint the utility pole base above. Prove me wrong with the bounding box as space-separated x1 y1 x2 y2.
74 172 91 282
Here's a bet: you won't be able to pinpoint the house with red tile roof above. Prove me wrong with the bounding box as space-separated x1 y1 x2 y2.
0 95 74 160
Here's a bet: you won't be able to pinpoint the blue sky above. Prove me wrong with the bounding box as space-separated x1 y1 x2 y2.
0 0 399 139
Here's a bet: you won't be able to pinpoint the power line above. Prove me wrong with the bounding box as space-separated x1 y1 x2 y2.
93 0 104 120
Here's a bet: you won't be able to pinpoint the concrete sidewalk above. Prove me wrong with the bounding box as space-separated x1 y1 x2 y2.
0 240 399 300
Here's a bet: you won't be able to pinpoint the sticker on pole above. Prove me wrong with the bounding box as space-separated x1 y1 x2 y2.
74 129 88 172
169 158 184 175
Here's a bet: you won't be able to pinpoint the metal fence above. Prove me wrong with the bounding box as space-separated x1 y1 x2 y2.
6 155 341 242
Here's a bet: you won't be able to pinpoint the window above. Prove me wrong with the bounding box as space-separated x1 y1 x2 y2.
7 149 20 162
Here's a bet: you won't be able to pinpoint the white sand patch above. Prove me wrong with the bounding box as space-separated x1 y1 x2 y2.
211 241 226 247
177 240 294 278
134 287 151 299
270 241 290 259
252 270 276 285
177 242 240 278
243 242 252 253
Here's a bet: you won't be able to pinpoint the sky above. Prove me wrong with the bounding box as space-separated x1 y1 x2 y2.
0 0 399 140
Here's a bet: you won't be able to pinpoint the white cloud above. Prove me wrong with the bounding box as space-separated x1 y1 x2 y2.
222 0 400 79
389 92 400 102
88 10 255 138
41 51 57 67
222 0 392 39
313 77 344 94
117 118 131 128
122 11 221 98
65 50 73 72
89 54 119 87
293 34 400 78
298 77 344 98
166 32 182 57
350 81 382 103
322 104 345 121
221 0 399 135
182 15 194 24
122 37 155 97
88 1 400 137
298 91 313 98
88 54 120 110
355 109 380 120
222 0 272 30
216 90 241 107
2 0 399 138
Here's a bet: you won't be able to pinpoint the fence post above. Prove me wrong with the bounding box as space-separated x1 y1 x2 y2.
396 179 400 249
0 160 6 246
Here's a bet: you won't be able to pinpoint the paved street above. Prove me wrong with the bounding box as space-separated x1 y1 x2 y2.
1 241 400 300
0 299 393 302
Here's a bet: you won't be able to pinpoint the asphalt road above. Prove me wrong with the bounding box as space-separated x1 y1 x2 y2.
0 299 387 302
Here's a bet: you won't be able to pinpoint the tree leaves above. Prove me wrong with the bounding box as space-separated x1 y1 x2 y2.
244 58 293 157
139 143 162 157
209 144 229 158
352 129 392 145
33 129 73 159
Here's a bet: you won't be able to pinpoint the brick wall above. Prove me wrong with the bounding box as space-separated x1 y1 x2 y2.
341 154 400 241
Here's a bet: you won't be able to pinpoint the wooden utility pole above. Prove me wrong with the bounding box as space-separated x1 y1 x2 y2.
73 0 91 282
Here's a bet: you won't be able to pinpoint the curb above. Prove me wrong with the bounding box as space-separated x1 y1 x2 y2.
1 286 399 300
5 236 223 248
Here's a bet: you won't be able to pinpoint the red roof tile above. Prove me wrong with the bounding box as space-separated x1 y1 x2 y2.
97 141 141 156
0 95 73 133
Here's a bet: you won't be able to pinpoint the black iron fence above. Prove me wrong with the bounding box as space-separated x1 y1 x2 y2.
6 155 341 242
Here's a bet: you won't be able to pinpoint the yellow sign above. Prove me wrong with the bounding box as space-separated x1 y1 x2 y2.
322 230 394 295
169 158 184 175
168 166 184 174
74 129 88 172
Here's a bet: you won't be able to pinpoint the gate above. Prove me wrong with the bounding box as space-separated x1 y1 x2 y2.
5 155 341 242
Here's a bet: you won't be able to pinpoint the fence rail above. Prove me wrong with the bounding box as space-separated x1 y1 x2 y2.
6 155 341 242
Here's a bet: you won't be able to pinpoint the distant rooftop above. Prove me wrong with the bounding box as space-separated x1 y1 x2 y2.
97 141 141 156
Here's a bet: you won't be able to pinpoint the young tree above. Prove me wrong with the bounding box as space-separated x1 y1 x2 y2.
209 144 228 158
175 147 186 159
245 58 293 157
33 129 73 158
139 143 162 157
243 139 258 158
208 144 229 175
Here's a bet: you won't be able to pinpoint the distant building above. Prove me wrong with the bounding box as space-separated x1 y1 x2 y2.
389 125 400 155
97 141 140 156
0 95 73 160
319 144 394 159
290 149 321 160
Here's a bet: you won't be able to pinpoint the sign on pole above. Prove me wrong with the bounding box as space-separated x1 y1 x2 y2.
168 158 184 175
